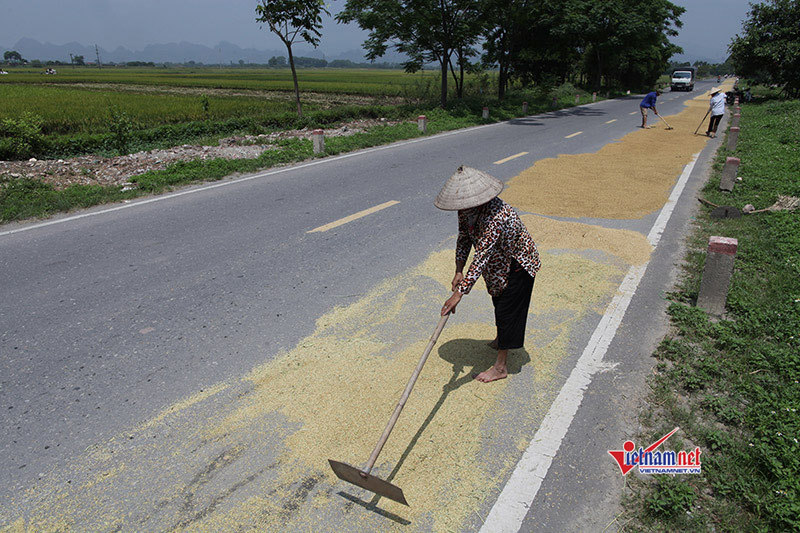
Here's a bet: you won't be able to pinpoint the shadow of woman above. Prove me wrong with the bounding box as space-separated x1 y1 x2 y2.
357 338 530 509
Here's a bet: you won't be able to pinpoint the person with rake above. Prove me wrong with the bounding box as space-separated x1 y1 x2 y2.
436 166 541 383
639 89 662 128
706 86 726 138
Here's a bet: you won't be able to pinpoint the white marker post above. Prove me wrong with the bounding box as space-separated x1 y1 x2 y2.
522 101 528 115
417 115 427 133
482 107 489 120
697 236 738 316
312 129 325 154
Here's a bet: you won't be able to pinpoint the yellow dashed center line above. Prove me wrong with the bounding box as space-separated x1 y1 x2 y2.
565 131 583 139
307 200 400 233
493 152 529 165
629 111 638 115
605 119 617 124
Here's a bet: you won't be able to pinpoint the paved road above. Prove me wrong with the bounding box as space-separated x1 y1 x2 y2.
1 80 722 531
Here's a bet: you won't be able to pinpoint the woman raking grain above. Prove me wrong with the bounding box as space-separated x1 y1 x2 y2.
437 166 541 383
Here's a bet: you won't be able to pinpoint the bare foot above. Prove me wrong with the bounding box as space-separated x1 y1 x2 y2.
474 366 508 383
487 338 498 350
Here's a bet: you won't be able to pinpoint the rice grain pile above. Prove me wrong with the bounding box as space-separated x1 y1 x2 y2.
501 82 735 219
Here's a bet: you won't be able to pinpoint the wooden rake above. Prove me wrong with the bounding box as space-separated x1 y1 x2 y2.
329 312 451 506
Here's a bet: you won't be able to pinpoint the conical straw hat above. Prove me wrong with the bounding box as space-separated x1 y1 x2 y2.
434 166 504 210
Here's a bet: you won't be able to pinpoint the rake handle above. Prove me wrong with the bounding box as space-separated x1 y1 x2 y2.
695 109 711 134
361 311 451 476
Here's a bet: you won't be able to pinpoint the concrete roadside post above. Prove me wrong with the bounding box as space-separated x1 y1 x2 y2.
696 236 738 317
574 94 580 105
731 111 740 128
312 129 325 154
551 96 558 108
522 101 528 115
719 156 740 192
592 92 597 102
417 115 427 134
727 126 740 151
482 107 489 120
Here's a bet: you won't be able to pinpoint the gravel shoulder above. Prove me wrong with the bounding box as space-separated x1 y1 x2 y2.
0 118 400 190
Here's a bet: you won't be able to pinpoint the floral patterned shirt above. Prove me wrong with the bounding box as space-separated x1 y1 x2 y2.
456 197 541 296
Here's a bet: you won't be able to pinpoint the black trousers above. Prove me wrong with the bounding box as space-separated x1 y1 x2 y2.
708 114 723 133
492 265 535 350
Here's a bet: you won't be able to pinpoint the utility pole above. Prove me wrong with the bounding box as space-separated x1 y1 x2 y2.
69 53 74 68
95 44 101 68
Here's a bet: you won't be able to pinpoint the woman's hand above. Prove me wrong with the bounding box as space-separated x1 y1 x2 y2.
441 291 462 316
451 272 464 292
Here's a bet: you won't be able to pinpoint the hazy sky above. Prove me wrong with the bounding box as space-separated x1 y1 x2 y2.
1 0 753 62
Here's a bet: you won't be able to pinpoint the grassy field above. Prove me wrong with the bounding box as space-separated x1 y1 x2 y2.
622 93 800 531
0 83 309 135
0 66 442 96
0 66 498 159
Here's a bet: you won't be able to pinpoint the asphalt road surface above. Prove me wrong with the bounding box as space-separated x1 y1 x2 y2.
1 79 725 531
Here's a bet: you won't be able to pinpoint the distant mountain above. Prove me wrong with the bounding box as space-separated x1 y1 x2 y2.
0 38 405 65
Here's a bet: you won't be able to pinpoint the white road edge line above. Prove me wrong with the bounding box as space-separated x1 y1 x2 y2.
0 117 532 238
479 152 700 533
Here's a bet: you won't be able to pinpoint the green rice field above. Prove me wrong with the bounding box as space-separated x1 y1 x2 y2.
0 66 436 95
0 84 311 135
0 66 497 159
0 67 450 136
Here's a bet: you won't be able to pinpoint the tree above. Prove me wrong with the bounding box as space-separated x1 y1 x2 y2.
256 0 329 116
73 54 85 66
268 55 287 67
3 50 24 65
338 0 484 108
729 0 800 97
483 1 579 97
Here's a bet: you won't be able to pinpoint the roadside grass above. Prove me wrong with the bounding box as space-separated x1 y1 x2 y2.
0 84 604 223
621 94 800 531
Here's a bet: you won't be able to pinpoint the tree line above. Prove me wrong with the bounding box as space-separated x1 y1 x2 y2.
257 0 685 112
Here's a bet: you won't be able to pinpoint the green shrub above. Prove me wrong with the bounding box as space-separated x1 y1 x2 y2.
0 112 45 159
108 106 134 155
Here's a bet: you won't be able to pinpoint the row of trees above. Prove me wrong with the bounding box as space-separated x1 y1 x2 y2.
257 0 684 112
729 0 799 98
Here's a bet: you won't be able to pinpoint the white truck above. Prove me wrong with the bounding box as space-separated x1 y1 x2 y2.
670 66 697 91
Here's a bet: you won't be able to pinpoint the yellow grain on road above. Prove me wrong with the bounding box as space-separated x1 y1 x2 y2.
494 152 529 165
565 131 582 139
502 80 735 219
307 200 400 233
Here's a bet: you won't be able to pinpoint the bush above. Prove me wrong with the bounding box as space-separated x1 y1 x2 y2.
0 112 45 160
108 106 134 155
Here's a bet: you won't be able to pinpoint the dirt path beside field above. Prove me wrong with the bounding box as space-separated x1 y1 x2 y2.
39 82 409 107
0 118 400 190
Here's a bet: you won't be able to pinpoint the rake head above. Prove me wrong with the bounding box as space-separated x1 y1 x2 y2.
328 459 409 506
